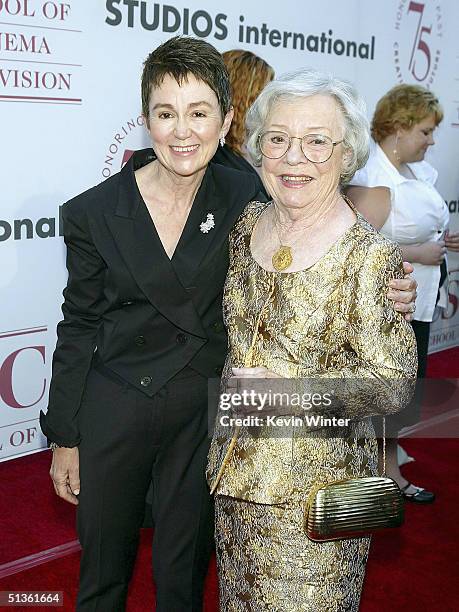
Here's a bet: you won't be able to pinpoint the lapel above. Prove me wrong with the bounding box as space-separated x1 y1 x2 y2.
171 163 231 284
104 149 207 339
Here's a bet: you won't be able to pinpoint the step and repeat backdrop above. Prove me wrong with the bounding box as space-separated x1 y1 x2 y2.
1 0 459 460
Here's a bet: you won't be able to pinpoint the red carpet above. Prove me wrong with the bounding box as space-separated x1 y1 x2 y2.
426 346 459 378
0 451 76 564
0 531 219 612
1 348 458 611
360 438 459 612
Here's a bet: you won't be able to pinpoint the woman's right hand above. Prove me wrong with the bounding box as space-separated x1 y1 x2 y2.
50 447 80 505
416 240 446 265
445 231 459 253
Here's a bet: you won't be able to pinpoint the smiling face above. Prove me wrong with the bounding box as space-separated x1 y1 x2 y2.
397 114 437 163
260 94 346 212
147 73 233 178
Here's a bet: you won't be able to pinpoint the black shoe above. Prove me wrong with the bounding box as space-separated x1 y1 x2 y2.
401 482 435 503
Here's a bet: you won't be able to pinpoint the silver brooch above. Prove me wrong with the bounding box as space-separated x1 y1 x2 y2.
199 213 215 234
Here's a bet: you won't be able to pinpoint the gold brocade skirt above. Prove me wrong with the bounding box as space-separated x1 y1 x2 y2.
215 490 371 612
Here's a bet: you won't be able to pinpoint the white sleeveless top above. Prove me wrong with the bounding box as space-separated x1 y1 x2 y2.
350 140 449 322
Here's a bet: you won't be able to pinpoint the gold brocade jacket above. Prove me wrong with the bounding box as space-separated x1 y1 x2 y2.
206 201 417 504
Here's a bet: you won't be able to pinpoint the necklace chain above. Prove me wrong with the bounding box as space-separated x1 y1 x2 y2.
270 195 353 271
272 206 293 271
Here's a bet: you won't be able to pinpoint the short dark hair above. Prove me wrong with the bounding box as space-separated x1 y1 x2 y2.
141 36 231 125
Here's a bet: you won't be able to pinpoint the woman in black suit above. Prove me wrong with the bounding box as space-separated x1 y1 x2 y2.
40 36 417 612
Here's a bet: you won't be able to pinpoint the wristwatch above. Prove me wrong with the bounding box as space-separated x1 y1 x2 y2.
49 442 61 451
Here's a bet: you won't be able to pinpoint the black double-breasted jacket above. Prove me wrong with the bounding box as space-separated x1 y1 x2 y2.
40 148 265 447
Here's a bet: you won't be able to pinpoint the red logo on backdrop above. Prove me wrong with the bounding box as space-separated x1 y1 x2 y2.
121 149 135 167
0 326 47 409
432 267 459 322
393 1 442 87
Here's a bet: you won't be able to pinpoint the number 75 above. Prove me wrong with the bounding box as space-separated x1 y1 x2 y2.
408 1 432 82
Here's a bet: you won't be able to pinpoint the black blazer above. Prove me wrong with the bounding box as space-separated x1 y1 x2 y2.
40 148 265 447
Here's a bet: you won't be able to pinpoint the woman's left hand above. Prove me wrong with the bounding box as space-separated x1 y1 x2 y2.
388 261 418 322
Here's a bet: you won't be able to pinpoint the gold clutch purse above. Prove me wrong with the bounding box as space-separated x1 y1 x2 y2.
304 419 404 541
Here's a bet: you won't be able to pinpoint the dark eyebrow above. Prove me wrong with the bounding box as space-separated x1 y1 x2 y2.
189 101 213 109
151 101 214 111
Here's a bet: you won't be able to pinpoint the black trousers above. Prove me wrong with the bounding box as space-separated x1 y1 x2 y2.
386 319 431 435
411 319 430 379
76 366 213 611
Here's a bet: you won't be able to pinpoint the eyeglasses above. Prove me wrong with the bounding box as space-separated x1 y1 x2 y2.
258 131 343 163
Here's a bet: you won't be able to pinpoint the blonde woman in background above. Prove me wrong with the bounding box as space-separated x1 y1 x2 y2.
347 84 450 503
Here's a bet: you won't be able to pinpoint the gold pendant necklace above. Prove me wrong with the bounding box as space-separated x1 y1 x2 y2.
272 245 293 271
272 206 293 271
270 195 348 271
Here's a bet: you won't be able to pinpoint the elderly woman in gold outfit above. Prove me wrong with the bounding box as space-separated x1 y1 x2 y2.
207 69 417 611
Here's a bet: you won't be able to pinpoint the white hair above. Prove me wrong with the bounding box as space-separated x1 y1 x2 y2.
246 67 370 184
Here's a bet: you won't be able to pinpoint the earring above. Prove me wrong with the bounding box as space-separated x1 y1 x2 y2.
219 136 225 147
393 133 401 163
